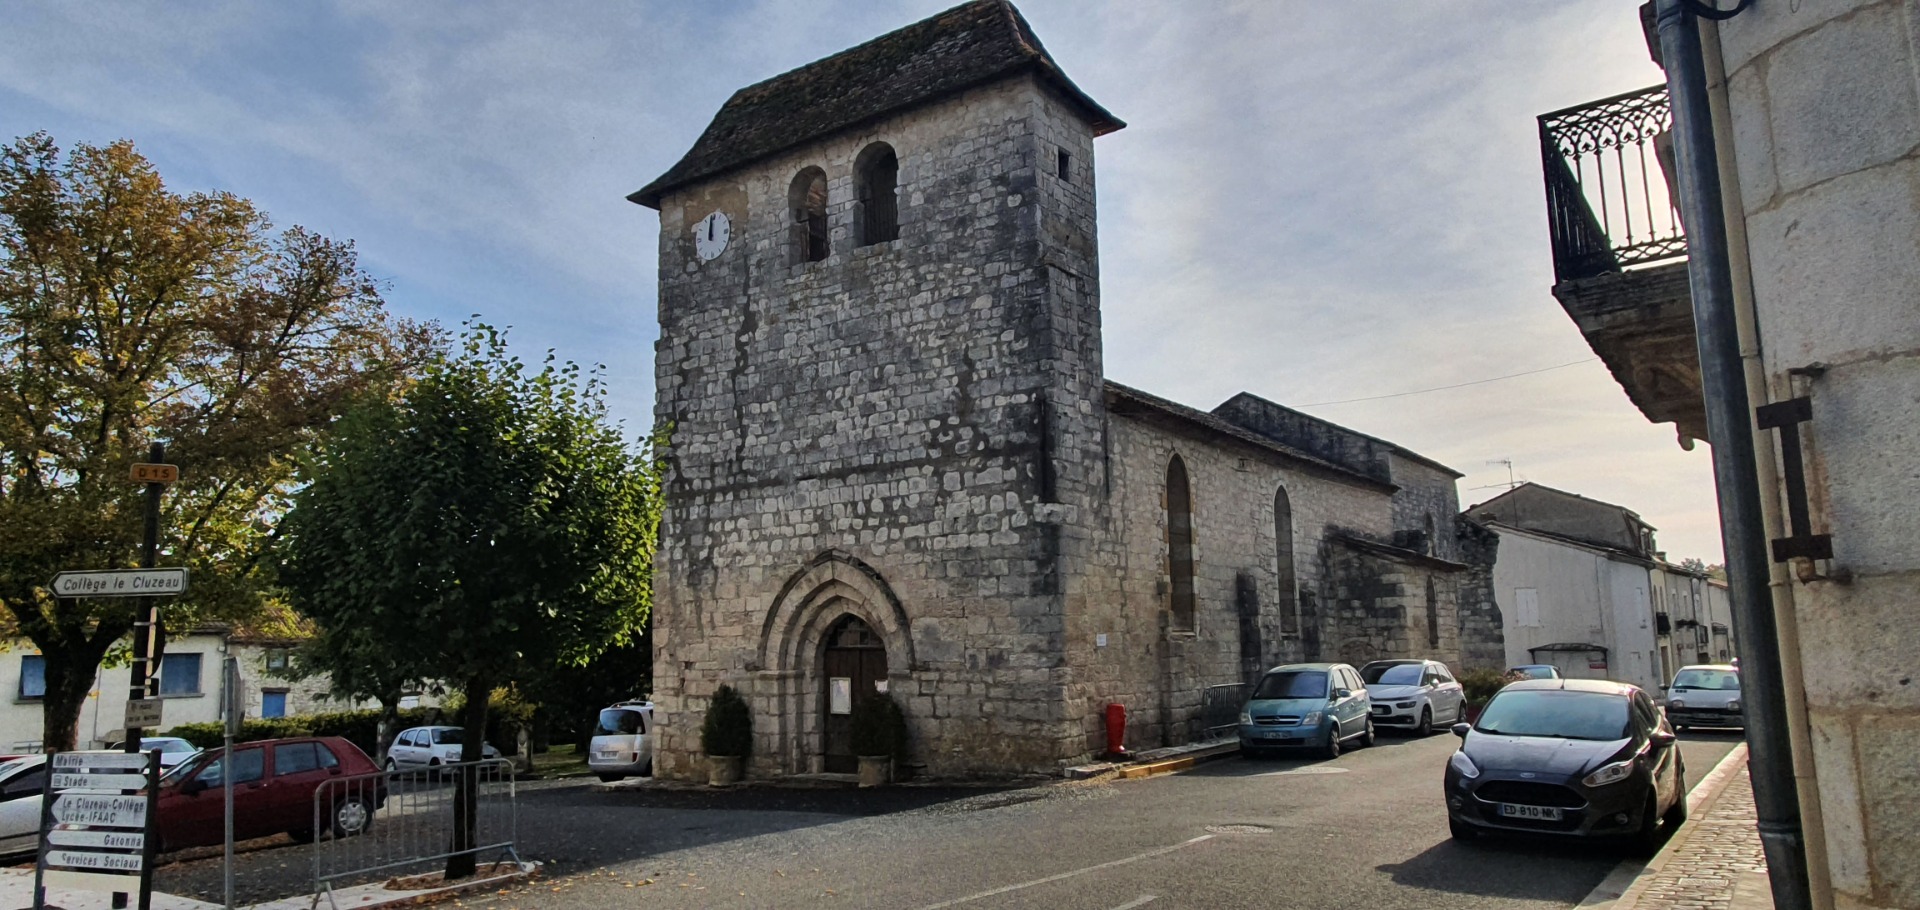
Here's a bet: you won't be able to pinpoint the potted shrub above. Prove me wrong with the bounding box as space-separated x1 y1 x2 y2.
701 684 752 786
848 694 907 787
1457 668 1507 724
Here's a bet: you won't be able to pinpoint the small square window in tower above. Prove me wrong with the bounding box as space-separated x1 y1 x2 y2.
1056 149 1071 182
856 142 899 245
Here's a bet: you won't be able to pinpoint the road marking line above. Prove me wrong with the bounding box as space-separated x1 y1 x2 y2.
912 836 1213 910
1108 896 1158 910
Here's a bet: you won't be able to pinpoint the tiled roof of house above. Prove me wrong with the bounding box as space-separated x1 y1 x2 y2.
628 0 1122 208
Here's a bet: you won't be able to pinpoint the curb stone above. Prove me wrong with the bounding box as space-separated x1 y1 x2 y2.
1577 744 1759 910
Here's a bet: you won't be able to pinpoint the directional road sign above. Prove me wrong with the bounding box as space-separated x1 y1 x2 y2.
49 568 188 599
50 794 148 829
52 772 149 791
52 752 150 771
44 849 143 872
47 830 145 851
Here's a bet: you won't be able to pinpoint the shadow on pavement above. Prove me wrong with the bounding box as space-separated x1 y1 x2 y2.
152 777 1035 906
1376 836 1627 900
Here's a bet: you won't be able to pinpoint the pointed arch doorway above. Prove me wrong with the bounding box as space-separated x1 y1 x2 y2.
821 614 889 773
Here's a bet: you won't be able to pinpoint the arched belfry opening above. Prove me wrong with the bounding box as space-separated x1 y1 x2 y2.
820 614 888 773
789 166 829 263
855 142 899 245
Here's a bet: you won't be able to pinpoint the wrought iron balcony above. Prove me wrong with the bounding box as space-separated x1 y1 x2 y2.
1539 85 1686 283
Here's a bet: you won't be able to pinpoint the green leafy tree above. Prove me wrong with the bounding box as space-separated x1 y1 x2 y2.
0 132 432 750
279 322 662 878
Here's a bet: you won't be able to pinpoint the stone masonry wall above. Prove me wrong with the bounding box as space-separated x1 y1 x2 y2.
648 75 1105 779
1065 414 1396 754
1715 2 1920 904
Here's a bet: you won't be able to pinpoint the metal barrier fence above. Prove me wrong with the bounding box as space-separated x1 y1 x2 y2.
310 758 519 909
1199 683 1249 739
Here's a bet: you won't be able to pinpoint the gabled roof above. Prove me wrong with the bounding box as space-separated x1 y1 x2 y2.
629 0 1123 208
1104 381 1394 492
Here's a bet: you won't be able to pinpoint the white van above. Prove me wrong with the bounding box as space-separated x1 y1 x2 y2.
588 701 653 781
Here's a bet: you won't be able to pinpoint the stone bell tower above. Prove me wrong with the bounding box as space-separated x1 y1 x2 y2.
628 0 1124 778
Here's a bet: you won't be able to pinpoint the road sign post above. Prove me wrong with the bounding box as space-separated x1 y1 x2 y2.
33 751 161 910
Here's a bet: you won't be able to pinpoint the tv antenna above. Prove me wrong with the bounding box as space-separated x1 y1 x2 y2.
1470 459 1519 492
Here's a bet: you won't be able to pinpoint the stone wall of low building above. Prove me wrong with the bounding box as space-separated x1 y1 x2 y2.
1454 518 1505 670
1064 413 1396 754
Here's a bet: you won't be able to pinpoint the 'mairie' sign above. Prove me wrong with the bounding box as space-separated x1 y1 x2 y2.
49 569 188 598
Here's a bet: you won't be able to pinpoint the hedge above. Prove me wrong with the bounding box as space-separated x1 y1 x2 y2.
166 706 448 756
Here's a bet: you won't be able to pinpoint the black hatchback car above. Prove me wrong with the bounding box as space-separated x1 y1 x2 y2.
1443 679 1686 854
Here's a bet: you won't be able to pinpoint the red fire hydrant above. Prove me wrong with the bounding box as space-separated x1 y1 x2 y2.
1104 703 1129 759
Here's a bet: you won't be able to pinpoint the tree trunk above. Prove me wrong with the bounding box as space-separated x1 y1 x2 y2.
374 694 400 765
39 652 98 752
443 675 491 880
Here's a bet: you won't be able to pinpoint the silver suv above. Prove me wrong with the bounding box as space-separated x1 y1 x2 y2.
1664 665 1743 731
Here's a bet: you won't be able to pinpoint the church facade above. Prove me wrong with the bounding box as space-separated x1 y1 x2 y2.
630 0 1501 779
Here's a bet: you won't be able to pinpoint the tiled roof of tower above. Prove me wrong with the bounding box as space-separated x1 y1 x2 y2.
628 0 1123 208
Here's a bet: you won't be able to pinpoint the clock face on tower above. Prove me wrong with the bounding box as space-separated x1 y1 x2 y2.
693 211 731 262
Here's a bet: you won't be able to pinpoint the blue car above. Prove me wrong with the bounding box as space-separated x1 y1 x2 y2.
1238 663 1374 759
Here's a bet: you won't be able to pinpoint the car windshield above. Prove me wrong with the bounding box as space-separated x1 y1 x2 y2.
1509 666 1557 679
1474 690 1631 741
1361 663 1423 686
144 738 194 753
431 729 466 745
1253 671 1328 700
595 709 643 736
1671 669 1739 690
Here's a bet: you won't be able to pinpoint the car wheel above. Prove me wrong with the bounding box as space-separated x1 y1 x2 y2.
596 773 623 783
332 797 375 839
1361 719 1376 748
1665 766 1690 827
383 757 398 773
1630 795 1664 857
1419 707 1434 736
1449 818 1478 842
1322 724 1342 760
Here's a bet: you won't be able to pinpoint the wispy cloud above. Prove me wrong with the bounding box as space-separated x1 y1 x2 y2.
0 0 1723 559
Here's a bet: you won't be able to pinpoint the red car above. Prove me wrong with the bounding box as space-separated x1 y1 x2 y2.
155 736 383 851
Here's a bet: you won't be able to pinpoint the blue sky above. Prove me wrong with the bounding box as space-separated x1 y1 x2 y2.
0 1 1725 561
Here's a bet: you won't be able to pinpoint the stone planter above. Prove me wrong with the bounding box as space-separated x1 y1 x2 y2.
707 755 744 787
856 755 891 788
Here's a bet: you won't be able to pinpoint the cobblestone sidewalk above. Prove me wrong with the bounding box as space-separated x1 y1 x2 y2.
1619 767 1774 910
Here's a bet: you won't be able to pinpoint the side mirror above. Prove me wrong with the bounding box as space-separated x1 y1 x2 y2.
180 777 206 796
1451 723 1472 738
1333 688 1352 700
1651 730 1677 746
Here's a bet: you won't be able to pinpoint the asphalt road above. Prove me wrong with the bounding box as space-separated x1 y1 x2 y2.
150 730 1744 908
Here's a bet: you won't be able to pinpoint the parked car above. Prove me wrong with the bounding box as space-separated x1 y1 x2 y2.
107 736 201 768
588 701 654 782
1664 664 1744 731
1238 663 1373 759
0 756 47 859
1504 664 1562 681
386 726 501 771
155 736 383 851
1443 678 1686 854
1360 659 1465 735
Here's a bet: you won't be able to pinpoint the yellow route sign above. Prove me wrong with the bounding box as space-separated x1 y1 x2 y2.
130 463 179 483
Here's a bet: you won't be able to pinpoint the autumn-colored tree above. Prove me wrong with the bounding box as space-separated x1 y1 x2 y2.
279 322 661 878
0 132 433 750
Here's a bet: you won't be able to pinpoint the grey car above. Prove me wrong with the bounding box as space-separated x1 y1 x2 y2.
1663 664 1743 730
